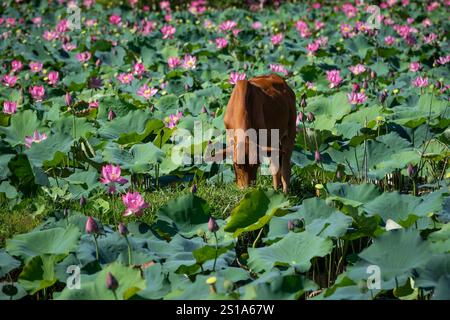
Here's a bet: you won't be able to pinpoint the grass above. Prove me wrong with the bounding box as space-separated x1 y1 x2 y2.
0 172 312 246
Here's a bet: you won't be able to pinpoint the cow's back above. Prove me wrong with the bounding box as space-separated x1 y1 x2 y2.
224 74 295 137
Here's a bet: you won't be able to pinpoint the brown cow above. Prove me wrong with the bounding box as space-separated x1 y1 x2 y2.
223 74 296 193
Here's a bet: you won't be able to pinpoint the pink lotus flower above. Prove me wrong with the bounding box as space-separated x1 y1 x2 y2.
2 75 17 87
25 130 48 148
160 1 171 11
29 85 45 101
436 55 450 65
137 84 158 99
229 72 246 85
63 43 77 52
76 51 91 63
140 20 156 35
409 62 421 72
296 20 311 38
412 76 428 88
215 38 228 49
347 92 367 105
165 111 183 129
122 191 149 217
117 73 134 84
424 33 437 44
56 19 69 33
340 23 354 38
219 20 237 32
384 36 396 46
271 33 283 46
326 70 342 88
315 20 325 30
32 17 42 25
3 101 17 114
168 56 181 69
42 30 58 41
100 164 128 193
85 19 96 27
349 64 366 75
89 100 99 109
29 61 43 73
133 63 145 76
269 64 288 76
109 15 122 25
252 21 262 29
306 41 320 54
47 71 59 85
11 60 23 73
182 55 196 70
342 3 358 18
161 25 176 39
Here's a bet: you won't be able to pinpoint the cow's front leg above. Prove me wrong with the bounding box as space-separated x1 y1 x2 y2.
281 145 293 194
269 158 281 190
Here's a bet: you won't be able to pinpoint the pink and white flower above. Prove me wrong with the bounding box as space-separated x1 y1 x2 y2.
3 101 17 114
100 164 128 193
117 73 134 84
133 62 145 76
11 60 23 73
384 36 396 46
168 56 181 69
25 130 48 148
2 75 17 87
326 70 343 88
271 33 283 46
109 15 122 25
409 62 421 72
219 20 237 32
182 55 196 70
165 111 183 129
122 191 149 217
76 51 91 63
29 61 43 73
47 71 59 86
215 38 228 49
137 84 158 99
412 76 428 88
29 85 45 101
269 64 288 76
349 64 366 75
347 91 367 105
229 72 246 85
161 25 176 39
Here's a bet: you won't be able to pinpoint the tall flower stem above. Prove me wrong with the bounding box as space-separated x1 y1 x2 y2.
213 232 218 272
93 235 99 262
125 235 132 266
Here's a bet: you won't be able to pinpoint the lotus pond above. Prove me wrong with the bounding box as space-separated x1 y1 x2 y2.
0 0 449 300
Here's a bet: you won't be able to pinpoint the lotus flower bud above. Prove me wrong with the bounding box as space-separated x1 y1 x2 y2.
287 220 295 231
85 216 99 234
298 111 305 122
362 79 368 89
118 222 128 236
201 106 207 114
352 83 360 92
106 272 119 291
407 163 416 177
63 208 69 218
108 109 116 121
300 93 307 108
435 80 442 89
336 169 342 180
314 150 321 162
379 90 388 104
370 70 377 79
65 92 72 106
208 216 219 233
80 196 87 207
190 184 197 193
306 111 315 122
